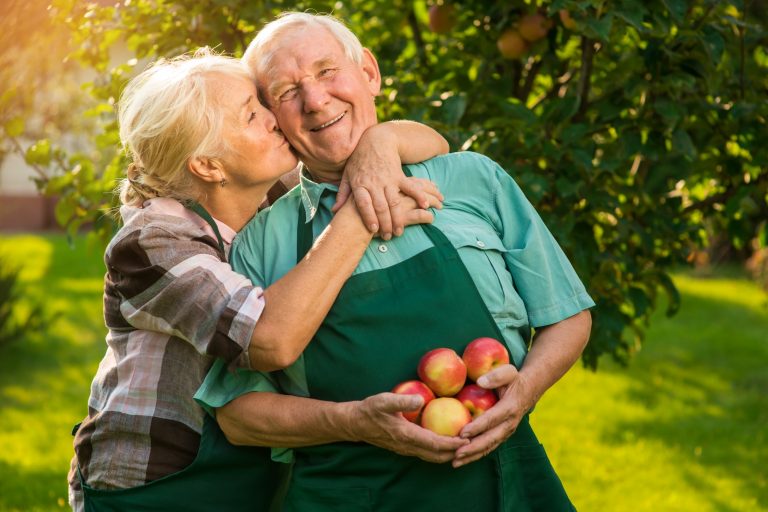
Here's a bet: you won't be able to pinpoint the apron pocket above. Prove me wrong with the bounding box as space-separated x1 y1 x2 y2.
282 485 371 512
497 442 576 512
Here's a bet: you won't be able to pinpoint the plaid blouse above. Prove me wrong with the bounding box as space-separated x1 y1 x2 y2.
67 197 266 511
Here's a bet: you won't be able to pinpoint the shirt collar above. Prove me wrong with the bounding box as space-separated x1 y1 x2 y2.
299 165 340 223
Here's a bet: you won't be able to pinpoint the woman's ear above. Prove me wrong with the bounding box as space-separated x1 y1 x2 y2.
188 156 225 185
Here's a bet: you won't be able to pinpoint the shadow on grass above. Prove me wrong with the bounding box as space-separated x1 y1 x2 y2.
599 278 768 510
0 236 106 511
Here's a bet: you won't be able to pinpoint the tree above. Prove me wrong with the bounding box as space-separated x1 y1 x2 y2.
16 0 768 368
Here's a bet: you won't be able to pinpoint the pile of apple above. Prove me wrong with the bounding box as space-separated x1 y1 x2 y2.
392 337 510 437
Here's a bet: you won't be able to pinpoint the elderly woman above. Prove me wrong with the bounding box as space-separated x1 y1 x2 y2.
67 49 456 512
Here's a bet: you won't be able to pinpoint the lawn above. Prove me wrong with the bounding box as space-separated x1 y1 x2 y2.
0 233 766 512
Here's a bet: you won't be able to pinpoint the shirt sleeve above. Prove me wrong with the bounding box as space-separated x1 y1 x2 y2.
108 224 264 369
489 161 595 327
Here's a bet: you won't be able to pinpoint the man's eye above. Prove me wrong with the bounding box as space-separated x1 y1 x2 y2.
279 88 298 102
248 111 257 123
319 68 337 78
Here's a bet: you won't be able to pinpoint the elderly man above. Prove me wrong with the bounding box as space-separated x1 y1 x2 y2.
197 12 594 511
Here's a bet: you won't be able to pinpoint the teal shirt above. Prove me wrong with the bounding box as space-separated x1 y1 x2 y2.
195 152 594 461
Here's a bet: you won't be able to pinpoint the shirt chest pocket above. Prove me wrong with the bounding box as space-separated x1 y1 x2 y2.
441 224 526 322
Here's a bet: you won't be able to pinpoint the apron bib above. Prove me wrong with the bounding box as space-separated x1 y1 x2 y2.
73 202 285 512
284 187 575 512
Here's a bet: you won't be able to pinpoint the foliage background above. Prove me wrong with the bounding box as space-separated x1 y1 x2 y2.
2 1 767 367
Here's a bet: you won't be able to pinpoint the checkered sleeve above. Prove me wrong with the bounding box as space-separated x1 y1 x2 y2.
106 224 264 369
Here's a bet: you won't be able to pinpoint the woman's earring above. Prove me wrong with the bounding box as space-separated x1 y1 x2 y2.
220 178 228 187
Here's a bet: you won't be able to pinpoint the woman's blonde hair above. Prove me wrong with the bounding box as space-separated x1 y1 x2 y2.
117 47 253 206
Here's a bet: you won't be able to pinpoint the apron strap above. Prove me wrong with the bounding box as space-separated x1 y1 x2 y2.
186 202 226 256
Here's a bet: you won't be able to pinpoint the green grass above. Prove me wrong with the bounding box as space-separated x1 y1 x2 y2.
0 234 766 511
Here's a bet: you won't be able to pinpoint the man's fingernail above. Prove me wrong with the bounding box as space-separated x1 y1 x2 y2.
477 377 488 387
395 228 403 237
370 224 378 232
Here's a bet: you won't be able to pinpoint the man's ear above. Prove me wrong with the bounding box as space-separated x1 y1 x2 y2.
188 156 225 184
361 48 382 96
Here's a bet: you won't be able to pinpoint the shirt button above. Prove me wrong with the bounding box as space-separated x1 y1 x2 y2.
378 244 388 253
476 240 486 248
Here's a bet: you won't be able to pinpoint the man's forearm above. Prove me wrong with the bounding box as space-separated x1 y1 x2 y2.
217 392 358 447
516 310 592 408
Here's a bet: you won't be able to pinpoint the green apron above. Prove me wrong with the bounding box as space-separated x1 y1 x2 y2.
284 188 575 512
74 202 284 512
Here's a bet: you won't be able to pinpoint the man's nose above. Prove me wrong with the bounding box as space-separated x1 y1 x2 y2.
302 81 330 113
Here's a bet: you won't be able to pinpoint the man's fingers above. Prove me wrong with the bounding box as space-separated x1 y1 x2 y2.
452 422 510 467
369 392 423 414
404 209 435 226
458 401 510 439
476 364 519 389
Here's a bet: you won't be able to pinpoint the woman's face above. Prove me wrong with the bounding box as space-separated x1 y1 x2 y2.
213 73 298 188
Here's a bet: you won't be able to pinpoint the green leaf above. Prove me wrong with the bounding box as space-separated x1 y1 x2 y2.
614 1 647 32
25 140 52 167
583 13 614 41
672 129 697 160
661 0 688 23
701 26 725 66
4 117 24 137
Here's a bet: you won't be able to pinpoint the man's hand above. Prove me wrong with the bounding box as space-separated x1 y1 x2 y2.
332 123 444 239
451 365 535 468
345 392 468 464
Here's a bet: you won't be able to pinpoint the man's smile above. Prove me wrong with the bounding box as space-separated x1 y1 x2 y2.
310 111 346 132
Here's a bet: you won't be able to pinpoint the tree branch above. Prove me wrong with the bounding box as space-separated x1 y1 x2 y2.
518 58 544 102
407 8 428 70
8 136 49 182
574 36 595 121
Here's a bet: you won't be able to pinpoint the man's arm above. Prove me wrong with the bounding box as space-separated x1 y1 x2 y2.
453 310 592 467
333 120 448 239
217 391 468 464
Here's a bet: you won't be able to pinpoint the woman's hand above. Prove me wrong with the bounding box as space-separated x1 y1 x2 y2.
343 392 468 464
368 183 442 237
451 365 535 468
332 121 448 239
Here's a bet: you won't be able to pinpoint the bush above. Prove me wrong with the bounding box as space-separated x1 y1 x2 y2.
0 257 45 348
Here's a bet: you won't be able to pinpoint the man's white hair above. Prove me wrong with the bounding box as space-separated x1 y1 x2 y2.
243 12 364 80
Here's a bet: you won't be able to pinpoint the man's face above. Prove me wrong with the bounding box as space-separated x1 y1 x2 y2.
257 25 381 178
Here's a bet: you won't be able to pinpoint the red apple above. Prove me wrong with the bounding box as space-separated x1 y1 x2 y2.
428 3 456 34
518 13 554 42
420 397 472 436
392 380 436 423
417 348 467 397
497 29 529 60
462 337 510 382
456 384 498 419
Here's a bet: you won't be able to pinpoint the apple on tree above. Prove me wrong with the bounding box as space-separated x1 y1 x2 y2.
428 3 456 34
417 348 467 397
497 29 529 60
517 13 553 42
462 337 510 382
392 380 435 423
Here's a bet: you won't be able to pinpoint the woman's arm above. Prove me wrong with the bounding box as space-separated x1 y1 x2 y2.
217 391 467 464
334 120 449 239
246 194 440 372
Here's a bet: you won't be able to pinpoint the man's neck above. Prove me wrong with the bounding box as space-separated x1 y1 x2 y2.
303 165 344 186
